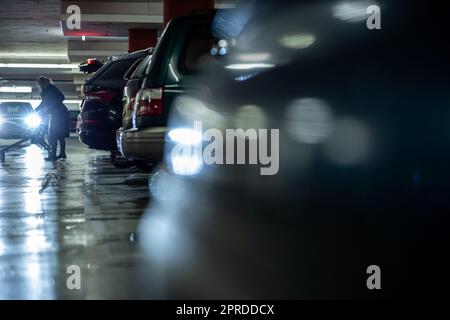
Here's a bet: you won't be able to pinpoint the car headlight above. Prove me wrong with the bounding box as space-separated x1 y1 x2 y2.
168 128 204 176
25 114 42 128
168 128 202 145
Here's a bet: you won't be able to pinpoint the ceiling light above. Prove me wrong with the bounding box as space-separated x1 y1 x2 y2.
225 63 275 70
0 86 32 93
0 63 79 69
0 53 67 59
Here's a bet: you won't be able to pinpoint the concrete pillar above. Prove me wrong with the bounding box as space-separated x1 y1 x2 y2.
128 29 158 52
164 0 214 26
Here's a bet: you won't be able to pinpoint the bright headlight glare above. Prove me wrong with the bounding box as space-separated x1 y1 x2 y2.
25 114 42 128
171 153 203 176
168 128 202 145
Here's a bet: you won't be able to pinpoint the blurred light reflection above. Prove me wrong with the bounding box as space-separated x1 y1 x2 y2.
278 33 315 49
25 230 51 252
285 98 334 144
236 52 271 62
332 1 373 22
234 105 268 130
174 95 225 128
225 63 275 70
325 117 371 165
25 259 55 299
149 170 188 202
139 207 193 267
24 180 43 214
0 240 5 256
25 216 44 228
24 145 44 178
168 128 202 146
171 150 203 177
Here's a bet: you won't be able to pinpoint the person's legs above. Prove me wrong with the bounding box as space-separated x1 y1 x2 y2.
46 136 57 161
58 138 67 158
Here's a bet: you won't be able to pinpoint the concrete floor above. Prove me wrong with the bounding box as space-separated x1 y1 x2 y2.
0 137 151 299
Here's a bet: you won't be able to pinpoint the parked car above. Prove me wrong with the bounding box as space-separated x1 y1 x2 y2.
117 11 228 170
139 1 450 299
114 52 153 170
78 48 151 151
79 58 103 74
0 102 41 139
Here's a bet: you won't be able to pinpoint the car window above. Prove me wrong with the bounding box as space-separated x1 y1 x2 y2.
124 58 144 80
179 23 219 73
131 55 152 79
0 103 33 114
92 58 140 89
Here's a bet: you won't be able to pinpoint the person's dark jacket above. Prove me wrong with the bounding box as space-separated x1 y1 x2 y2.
38 84 70 139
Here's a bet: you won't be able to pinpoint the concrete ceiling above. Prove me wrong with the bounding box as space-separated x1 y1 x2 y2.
0 0 67 63
0 0 234 106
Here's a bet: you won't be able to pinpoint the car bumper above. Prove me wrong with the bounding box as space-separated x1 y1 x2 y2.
0 124 29 140
78 128 117 151
117 127 166 162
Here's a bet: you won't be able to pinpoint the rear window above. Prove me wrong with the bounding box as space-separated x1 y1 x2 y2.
0 103 33 114
131 55 152 79
91 58 140 89
179 23 219 72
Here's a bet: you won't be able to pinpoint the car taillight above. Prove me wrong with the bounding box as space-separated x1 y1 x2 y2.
136 87 164 116
85 90 117 103
127 98 135 111
82 119 101 124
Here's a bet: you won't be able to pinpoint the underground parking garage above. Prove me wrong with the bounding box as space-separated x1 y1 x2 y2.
1 0 450 309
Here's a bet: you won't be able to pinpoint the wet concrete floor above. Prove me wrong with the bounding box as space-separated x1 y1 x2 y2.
0 137 152 299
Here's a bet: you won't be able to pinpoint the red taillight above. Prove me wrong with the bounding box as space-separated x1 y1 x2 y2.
85 90 117 103
136 87 164 116
87 58 96 65
83 119 101 124
126 98 135 111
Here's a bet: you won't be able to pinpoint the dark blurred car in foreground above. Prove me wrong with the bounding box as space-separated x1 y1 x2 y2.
117 11 228 170
78 48 151 151
0 102 41 139
138 1 450 299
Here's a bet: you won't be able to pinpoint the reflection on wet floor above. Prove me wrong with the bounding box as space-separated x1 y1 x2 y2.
0 138 151 299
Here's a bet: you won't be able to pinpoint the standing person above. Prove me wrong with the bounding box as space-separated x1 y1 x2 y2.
36 76 70 161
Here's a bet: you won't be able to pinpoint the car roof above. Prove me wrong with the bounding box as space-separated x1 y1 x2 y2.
112 47 154 62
